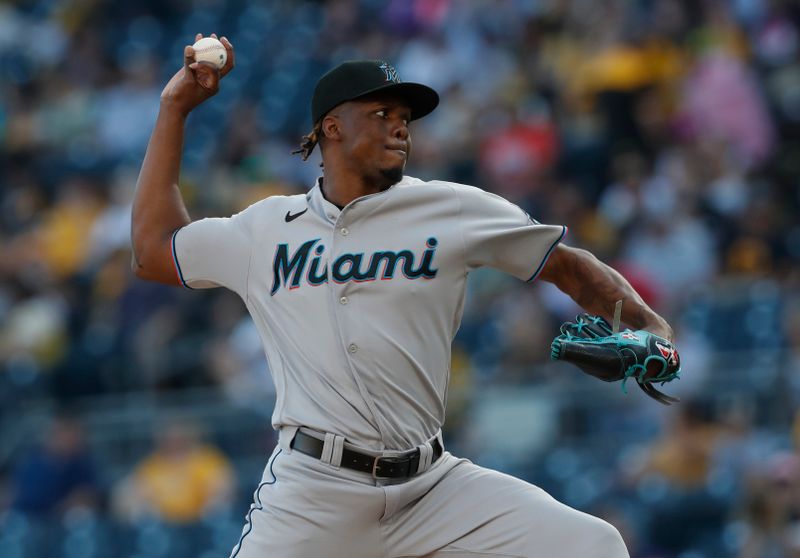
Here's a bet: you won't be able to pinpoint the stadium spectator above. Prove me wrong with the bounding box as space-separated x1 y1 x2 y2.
113 420 235 525
737 455 800 558
7 415 100 517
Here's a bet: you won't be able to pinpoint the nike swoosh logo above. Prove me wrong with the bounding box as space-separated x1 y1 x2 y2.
285 208 308 222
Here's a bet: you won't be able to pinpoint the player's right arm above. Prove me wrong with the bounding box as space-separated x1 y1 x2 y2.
130 34 234 285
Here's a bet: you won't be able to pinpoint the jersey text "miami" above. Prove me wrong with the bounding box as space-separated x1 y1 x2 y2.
271 237 439 295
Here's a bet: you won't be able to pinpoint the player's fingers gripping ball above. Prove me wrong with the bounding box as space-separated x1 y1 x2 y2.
192 36 227 69
550 313 681 405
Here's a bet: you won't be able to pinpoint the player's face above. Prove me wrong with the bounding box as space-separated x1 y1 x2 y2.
334 93 413 188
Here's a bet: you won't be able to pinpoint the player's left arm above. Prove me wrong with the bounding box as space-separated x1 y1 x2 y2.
538 244 674 341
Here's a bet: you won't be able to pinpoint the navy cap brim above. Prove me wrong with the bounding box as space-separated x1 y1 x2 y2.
346 81 439 122
317 82 439 120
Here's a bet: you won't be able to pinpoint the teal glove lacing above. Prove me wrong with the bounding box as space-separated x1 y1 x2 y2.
620 348 681 393
553 332 681 394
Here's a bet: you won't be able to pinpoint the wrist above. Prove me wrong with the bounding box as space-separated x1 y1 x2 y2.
642 317 673 342
158 100 191 121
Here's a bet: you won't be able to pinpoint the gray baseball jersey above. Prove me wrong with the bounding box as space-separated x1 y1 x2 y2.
172 175 566 451
172 176 631 558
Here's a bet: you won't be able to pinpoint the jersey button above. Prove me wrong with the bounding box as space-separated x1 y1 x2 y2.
339 296 349 305
348 343 358 354
340 227 349 236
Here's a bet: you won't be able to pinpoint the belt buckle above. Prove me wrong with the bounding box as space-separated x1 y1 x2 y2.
371 455 410 479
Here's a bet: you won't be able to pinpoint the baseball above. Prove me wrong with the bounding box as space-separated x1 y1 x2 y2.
191 37 227 69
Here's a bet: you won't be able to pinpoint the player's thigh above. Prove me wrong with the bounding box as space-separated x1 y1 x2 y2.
387 460 628 558
230 448 384 558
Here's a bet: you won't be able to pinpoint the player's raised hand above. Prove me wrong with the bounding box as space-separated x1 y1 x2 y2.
160 33 235 117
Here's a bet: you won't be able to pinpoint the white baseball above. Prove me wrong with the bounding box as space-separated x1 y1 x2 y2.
191 37 227 69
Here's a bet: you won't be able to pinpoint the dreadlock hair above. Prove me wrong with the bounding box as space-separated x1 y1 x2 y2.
292 120 323 164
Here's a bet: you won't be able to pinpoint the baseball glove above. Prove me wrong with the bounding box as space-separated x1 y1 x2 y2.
550 313 681 405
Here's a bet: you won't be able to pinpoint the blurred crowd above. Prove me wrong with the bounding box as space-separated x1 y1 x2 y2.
2 0 800 556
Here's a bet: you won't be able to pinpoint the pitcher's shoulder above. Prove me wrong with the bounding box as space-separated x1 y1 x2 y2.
397 176 483 197
224 193 309 238
236 193 307 218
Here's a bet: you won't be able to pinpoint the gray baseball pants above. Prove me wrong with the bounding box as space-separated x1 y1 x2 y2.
230 428 629 558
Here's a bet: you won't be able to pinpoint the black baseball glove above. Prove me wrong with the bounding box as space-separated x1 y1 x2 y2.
550 313 681 405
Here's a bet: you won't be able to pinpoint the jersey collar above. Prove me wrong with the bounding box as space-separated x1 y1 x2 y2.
307 176 413 224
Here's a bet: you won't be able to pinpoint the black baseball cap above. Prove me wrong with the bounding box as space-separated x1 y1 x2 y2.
311 60 439 124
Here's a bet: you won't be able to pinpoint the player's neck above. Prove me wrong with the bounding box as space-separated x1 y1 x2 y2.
321 168 397 207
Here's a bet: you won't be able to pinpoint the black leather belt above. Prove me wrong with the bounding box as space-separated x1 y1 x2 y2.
290 430 443 479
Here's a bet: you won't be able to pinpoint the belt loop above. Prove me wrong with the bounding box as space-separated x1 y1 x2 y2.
279 426 299 453
320 432 335 464
320 432 345 469
416 441 433 475
330 435 344 469
416 429 444 474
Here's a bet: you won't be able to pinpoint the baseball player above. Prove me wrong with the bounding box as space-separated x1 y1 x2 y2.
132 35 675 557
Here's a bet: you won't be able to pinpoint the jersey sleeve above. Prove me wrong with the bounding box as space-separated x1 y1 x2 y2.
455 185 567 281
171 213 252 296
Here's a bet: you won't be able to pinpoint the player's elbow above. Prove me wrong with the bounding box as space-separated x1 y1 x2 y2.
131 256 179 286
130 231 150 279
130 248 153 281
129 234 178 285
130 254 151 280
539 245 604 305
539 244 591 285
130 253 142 276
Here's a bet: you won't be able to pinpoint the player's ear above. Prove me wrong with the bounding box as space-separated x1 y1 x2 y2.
321 115 341 141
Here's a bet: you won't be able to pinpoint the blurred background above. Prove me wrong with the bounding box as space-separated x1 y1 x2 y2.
1 0 799 556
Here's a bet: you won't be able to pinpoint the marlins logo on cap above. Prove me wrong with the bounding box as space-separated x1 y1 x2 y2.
378 62 401 83
310 60 439 124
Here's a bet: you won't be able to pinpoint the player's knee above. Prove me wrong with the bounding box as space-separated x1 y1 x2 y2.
586 519 629 558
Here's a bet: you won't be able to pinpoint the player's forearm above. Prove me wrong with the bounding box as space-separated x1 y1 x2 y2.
541 245 673 340
130 105 192 282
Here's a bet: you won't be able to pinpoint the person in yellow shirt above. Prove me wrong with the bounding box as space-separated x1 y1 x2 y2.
116 420 235 524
